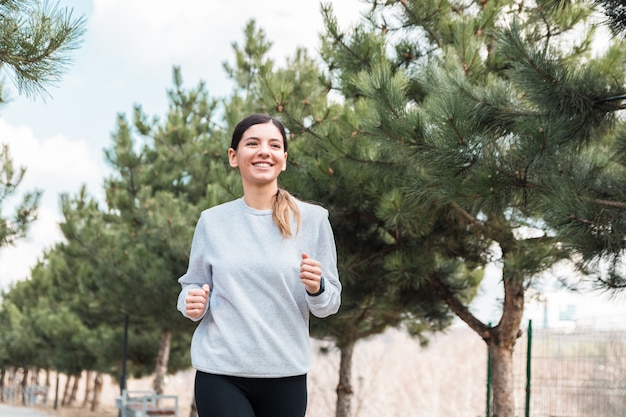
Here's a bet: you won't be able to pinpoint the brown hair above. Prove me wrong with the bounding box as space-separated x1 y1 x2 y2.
231 114 301 238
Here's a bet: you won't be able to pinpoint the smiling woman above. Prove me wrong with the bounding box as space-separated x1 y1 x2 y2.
227 118 288 203
176 114 342 417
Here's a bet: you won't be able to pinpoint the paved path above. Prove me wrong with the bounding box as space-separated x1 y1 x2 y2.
0 404 54 417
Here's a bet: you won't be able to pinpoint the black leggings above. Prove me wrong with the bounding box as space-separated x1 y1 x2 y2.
194 371 307 417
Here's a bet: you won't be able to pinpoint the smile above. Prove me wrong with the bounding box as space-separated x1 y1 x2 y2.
253 162 273 167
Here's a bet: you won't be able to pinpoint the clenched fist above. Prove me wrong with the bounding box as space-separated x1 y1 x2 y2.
300 252 322 294
185 284 210 319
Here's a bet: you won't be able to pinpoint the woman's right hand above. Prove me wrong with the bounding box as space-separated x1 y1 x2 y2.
185 284 210 319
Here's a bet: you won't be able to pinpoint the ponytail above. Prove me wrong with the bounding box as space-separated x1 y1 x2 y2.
273 189 301 238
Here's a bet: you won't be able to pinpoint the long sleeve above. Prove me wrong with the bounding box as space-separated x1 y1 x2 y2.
306 210 341 318
177 214 213 321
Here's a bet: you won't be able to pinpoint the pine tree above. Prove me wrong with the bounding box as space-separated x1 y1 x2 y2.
313 1 626 416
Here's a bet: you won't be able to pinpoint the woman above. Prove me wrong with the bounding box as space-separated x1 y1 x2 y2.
177 114 341 417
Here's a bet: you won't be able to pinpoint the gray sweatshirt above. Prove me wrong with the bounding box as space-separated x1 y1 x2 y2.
177 198 341 378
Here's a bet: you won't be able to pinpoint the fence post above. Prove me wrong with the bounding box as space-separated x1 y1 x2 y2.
525 319 533 417
486 323 492 417
120 313 129 417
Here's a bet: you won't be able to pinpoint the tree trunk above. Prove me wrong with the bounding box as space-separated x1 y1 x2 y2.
62 374 72 406
68 372 80 406
90 373 103 412
44 369 50 406
426 235 525 417
335 339 355 417
82 370 92 408
53 372 60 409
20 367 29 405
0 368 5 402
489 341 515 417
31 367 39 385
189 395 199 417
489 274 524 417
153 329 172 395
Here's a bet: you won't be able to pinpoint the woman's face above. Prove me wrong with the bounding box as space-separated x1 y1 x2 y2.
228 121 287 189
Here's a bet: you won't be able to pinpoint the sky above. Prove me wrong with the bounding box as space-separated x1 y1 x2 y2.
0 0 624 326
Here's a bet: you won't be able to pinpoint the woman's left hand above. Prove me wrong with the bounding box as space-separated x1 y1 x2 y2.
300 252 322 294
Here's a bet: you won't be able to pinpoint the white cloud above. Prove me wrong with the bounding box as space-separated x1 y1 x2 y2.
0 118 104 289
90 0 352 63
87 0 366 96
1 120 103 194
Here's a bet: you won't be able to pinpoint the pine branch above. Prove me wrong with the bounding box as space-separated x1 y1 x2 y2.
425 272 491 341
397 0 443 47
320 4 371 70
581 196 626 209
451 201 483 233
262 78 394 165
595 94 626 110
597 275 626 289
0 1 86 97
500 25 593 109
593 0 626 37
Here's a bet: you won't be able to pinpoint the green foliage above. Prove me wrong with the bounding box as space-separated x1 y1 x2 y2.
0 0 86 98
334 0 626 284
0 144 41 249
312 1 626 413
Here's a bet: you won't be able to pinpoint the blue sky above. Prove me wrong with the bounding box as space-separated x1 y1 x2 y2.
1 0 624 326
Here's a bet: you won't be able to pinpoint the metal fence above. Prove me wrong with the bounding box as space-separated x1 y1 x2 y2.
510 319 626 417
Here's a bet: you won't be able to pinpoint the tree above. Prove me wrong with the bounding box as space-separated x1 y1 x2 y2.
309 1 626 416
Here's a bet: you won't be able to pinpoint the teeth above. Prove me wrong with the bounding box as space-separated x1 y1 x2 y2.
254 163 272 167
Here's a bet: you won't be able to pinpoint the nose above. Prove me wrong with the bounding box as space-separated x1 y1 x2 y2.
257 143 271 156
